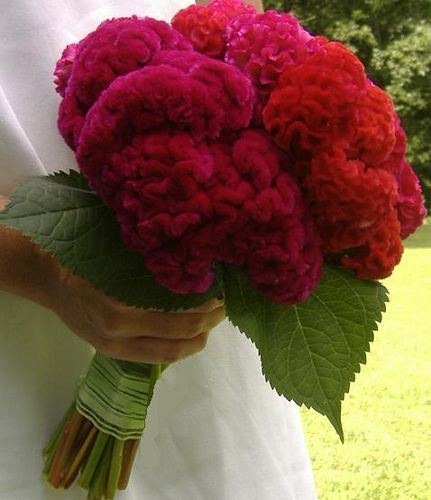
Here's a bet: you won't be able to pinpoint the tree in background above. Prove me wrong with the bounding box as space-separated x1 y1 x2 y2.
262 0 431 209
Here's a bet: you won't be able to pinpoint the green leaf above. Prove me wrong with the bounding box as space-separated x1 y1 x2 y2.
0 172 220 310
224 266 389 441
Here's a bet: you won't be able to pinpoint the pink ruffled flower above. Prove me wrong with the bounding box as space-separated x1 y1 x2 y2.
225 10 323 113
54 43 77 97
208 130 322 303
76 50 255 198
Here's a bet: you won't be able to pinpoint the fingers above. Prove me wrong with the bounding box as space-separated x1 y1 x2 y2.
100 303 226 340
94 331 210 363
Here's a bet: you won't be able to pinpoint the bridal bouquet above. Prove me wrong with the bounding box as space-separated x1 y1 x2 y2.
0 0 426 498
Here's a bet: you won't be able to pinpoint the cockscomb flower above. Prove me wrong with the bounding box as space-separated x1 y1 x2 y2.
305 147 398 228
208 130 322 303
263 41 367 162
54 43 78 97
76 50 255 202
110 128 322 300
225 10 323 113
57 16 192 149
340 211 404 280
171 0 256 59
348 83 396 166
395 160 427 239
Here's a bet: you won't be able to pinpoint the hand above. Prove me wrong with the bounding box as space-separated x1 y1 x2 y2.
0 196 225 363
50 268 225 363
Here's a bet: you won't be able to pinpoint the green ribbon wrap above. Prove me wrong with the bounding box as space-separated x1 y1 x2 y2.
76 353 161 440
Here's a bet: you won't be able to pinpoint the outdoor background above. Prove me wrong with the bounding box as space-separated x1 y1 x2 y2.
260 1 430 498
301 222 431 499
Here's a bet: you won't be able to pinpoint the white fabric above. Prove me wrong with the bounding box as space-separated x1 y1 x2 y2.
0 1 317 499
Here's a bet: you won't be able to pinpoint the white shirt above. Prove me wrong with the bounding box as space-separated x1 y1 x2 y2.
0 1 317 499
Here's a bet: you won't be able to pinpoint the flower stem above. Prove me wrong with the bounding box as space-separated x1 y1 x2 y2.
62 425 98 488
106 439 124 499
43 402 75 459
47 409 84 487
118 439 140 490
87 437 113 500
79 430 109 490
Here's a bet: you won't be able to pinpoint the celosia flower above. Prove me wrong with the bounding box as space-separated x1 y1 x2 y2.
263 42 367 161
375 116 426 238
57 16 192 149
348 83 396 166
340 211 403 280
76 50 255 199
112 128 322 300
306 148 398 228
171 0 255 59
208 130 322 303
54 43 77 97
395 160 427 239
225 10 323 112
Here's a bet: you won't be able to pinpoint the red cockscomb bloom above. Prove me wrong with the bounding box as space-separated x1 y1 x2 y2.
348 83 396 166
263 41 367 162
171 0 256 59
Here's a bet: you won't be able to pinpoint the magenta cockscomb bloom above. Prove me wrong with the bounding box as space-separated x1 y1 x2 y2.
57 16 192 149
54 43 78 97
208 130 323 304
73 45 320 299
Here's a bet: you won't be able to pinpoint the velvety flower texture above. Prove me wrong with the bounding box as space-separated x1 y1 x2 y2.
55 4 426 298
263 41 368 161
208 130 322 303
171 0 255 59
225 10 323 112
72 40 321 299
54 44 77 97
57 16 192 149
262 38 425 279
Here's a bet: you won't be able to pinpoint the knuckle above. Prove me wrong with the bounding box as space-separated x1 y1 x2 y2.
184 315 205 338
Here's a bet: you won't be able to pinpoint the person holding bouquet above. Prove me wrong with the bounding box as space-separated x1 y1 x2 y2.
0 1 318 499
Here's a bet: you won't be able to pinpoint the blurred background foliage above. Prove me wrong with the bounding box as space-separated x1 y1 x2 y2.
263 0 431 209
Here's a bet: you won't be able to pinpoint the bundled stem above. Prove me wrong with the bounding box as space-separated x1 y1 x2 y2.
44 407 139 498
43 359 164 499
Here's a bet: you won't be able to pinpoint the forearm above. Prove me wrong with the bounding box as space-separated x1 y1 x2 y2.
0 197 59 307
196 0 264 12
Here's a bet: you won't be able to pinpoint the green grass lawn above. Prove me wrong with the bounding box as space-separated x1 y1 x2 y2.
301 221 431 500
